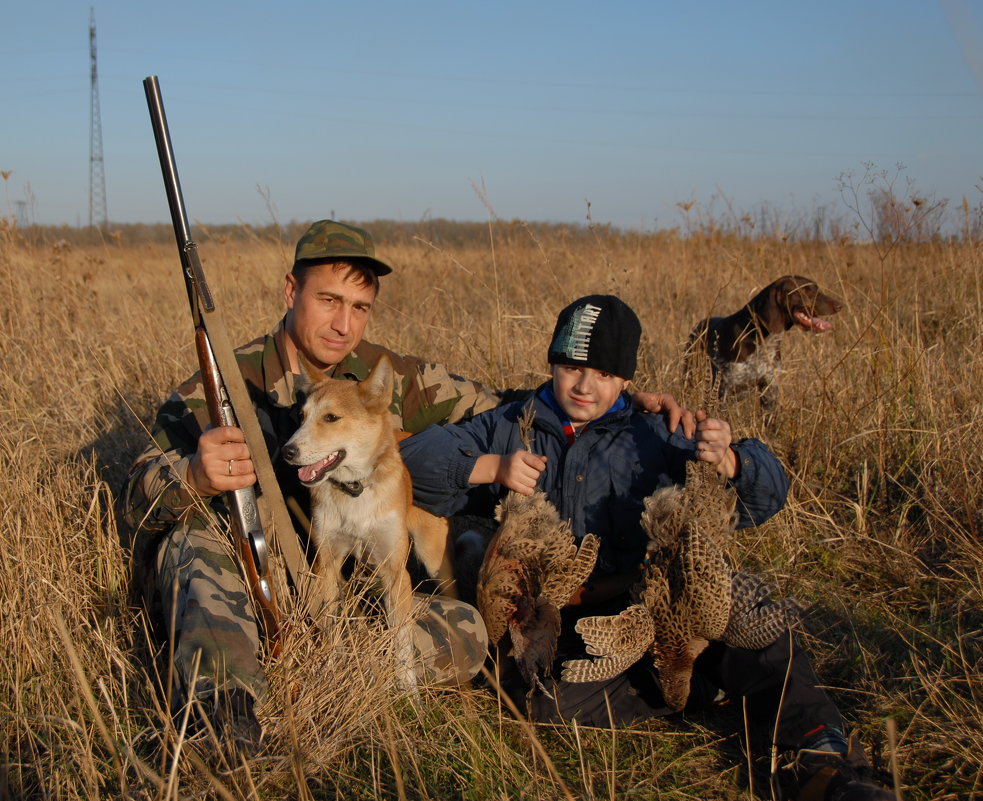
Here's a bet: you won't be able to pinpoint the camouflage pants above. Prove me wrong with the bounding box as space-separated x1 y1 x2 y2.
152 511 489 705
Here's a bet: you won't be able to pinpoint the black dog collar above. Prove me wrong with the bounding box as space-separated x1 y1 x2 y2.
329 478 365 497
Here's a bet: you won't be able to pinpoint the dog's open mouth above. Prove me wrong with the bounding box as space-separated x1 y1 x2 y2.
793 308 834 333
296 450 346 486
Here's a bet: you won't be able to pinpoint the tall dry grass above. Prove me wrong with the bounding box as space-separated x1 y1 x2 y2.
0 216 980 800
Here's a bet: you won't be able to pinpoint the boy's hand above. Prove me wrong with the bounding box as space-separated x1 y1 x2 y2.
694 411 738 478
496 450 548 495
469 450 547 494
632 392 697 438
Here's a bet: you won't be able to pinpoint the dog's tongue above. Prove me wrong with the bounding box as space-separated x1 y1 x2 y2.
795 310 834 333
298 454 337 483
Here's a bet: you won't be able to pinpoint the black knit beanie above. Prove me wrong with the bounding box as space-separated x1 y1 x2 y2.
547 294 641 380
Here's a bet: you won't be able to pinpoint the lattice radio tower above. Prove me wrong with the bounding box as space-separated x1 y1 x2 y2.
89 7 107 228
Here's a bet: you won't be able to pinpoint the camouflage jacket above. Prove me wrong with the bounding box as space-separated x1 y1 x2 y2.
121 317 501 567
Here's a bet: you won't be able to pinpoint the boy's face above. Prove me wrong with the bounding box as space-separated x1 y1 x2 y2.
551 364 629 428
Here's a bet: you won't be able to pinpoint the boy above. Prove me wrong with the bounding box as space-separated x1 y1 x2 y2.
401 295 893 801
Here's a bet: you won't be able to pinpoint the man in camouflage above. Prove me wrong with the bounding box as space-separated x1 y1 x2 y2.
123 219 689 754
122 220 507 752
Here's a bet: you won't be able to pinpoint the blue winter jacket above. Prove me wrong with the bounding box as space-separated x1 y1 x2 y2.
400 384 789 576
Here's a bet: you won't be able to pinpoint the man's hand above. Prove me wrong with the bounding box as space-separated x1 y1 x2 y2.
632 392 696 438
187 425 257 496
470 450 547 495
694 410 738 478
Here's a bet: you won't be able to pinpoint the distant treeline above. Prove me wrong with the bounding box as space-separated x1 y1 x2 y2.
9 187 983 248
7 218 620 249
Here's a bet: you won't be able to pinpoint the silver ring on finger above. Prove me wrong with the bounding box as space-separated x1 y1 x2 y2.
228 459 235 476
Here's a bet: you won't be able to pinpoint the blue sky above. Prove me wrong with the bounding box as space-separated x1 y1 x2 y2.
3 1 982 230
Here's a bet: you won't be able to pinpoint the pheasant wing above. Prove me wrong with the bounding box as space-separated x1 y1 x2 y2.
722 572 804 650
678 524 732 641
477 494 546 645
477 549 526 647
560 605 655 683
541 533 599 609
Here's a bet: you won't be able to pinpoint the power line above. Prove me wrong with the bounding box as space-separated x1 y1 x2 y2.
89 7 107 229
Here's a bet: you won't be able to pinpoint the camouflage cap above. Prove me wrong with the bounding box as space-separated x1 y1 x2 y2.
293 219 393 276
413 594 489 686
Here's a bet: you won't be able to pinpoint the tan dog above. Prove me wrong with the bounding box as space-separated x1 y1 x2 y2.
282 354 455 689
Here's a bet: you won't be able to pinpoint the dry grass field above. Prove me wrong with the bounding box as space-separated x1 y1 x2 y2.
0 215 980 800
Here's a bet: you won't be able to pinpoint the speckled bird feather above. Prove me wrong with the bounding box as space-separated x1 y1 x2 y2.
476 402 600 687
562 459 802 710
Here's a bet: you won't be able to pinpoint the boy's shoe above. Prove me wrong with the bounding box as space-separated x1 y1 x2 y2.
790 753 895 800
782 734 895 801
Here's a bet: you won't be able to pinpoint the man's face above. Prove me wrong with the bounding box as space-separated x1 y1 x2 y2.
284 263 377 370
551 364 629 428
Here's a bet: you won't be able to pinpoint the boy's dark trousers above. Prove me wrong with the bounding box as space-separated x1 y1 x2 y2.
514 604 844 751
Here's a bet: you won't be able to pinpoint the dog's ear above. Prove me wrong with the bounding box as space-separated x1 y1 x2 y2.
359 353 395 415
294 350 329 395
758 276 793 333
772 275 795 309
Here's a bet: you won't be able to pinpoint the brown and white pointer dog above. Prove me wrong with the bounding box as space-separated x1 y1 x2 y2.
688 275 844 413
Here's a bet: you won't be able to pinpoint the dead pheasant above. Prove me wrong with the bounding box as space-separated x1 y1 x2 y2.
476 402 600 688
561 458 802 710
